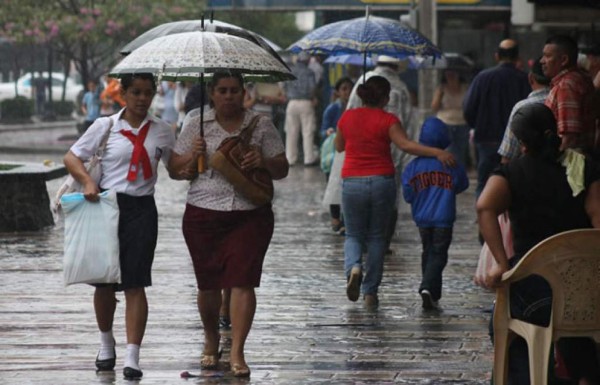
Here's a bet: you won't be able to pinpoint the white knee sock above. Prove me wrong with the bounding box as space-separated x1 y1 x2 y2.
124 344 140 370
97 330 115 360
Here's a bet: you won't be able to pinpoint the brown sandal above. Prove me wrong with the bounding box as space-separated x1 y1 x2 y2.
200 349 222 370
231 363 251 378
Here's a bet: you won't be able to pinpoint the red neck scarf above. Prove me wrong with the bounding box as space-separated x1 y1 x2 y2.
120 121 152 182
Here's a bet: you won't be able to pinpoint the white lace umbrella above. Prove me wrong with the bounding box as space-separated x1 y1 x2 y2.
109 31 294 83
119 19 282 55
109 31 294 172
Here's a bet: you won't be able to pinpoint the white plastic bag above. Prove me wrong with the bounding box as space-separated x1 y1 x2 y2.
61 190 121 286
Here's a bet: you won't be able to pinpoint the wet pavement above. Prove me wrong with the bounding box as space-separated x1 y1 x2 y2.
0 122 494 384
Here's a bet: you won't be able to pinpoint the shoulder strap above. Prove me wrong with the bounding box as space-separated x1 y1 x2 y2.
96 117 114 157
239 115 262 145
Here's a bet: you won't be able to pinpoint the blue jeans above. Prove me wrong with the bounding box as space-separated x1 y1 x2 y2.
418 227 453 301
475 142 501 199
342 175 396 296
446 124 470 167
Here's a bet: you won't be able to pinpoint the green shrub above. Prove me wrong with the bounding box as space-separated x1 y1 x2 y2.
0 97 33 122
50 100 74 116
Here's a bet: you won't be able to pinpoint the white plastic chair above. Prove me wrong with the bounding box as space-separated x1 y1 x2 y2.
493 228 600 385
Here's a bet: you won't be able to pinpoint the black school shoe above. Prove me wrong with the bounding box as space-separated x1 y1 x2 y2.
123 367 143 379
95 347 116 371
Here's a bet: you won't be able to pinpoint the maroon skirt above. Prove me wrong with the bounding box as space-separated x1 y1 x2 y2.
182 204 274 290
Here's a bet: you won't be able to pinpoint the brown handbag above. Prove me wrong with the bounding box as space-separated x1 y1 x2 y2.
209 115 274 206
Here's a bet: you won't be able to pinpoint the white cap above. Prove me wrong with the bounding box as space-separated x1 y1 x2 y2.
376 55 409 72
376 55 401 64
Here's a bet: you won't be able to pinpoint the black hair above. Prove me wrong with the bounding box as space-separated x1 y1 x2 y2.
530 56 551 86
497 45 519 61
207 72 245 108
441 69 466 84
334 76 354 91
511 103 561 162
545 35 578 67
208 72 245 91
356 76 390 107
119 73 157 92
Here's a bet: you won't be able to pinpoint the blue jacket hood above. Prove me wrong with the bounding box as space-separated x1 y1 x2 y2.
419 117 450 149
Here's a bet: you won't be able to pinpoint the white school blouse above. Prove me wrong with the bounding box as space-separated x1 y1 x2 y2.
69 109 175 196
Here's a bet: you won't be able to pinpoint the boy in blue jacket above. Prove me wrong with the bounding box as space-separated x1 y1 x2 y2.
402 117 469 310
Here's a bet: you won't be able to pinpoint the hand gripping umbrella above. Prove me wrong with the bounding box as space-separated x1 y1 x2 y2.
109 30 294 172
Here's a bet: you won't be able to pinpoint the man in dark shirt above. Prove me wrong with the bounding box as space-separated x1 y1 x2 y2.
183 83 206 114
463 39 531 199
33 75 48 117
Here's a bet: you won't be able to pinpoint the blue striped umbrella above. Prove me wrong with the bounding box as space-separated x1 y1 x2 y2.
288 15 442 60
324 54 374 67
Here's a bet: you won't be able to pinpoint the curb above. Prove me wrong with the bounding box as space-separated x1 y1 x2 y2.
0 120 76 133
0 146 70 155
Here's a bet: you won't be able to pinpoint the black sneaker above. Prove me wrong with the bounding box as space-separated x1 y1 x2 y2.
346 267 362 302
123 367 143 379
420 289 439 310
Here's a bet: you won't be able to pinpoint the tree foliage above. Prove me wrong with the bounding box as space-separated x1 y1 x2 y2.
0 0 208 90
0 1 302 99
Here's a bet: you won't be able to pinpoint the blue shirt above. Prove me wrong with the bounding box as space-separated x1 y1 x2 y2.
320 99 344 138
463 62 530 143
82 90 101 122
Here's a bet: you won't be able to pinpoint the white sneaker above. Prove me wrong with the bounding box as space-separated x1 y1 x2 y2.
420 289 439 310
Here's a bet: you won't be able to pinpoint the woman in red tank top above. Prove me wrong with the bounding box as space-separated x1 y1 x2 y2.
335 75 455 308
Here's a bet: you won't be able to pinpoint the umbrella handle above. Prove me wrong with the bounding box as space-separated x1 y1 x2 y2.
197 154 207 174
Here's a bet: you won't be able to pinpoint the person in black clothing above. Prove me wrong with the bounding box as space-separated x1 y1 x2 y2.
463 39 531 200
477 103 600 385
183 83 207 114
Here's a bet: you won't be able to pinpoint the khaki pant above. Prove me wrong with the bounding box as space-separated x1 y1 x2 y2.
284 99 317 165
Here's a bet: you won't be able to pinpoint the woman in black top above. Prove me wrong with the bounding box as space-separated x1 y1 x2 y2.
477 103 600 385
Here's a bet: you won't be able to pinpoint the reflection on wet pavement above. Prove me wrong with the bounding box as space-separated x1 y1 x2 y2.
0 151 493 384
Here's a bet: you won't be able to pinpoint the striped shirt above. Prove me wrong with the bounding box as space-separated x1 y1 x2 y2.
545 68 595 146
498 88 550 160
283 62 316 100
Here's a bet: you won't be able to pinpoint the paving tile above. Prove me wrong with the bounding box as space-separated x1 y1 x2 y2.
0 145 495 384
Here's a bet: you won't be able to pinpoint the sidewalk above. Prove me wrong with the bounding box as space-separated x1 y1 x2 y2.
0 117 76 132
0 118 77 154
0 142 493 384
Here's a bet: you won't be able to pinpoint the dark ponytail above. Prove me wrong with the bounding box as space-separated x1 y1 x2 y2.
511 103 561 162
356 76 390 107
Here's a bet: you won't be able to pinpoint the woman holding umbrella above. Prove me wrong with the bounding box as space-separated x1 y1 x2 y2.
336 76 455 308
168 72 288 377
